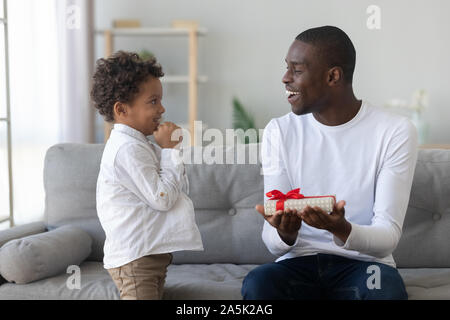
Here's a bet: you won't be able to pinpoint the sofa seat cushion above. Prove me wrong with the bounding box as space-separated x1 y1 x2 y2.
2 262 449 300
0 262 255 300
398 268 450 300
165 264 255 300
166 266 450 300
0 261 118 300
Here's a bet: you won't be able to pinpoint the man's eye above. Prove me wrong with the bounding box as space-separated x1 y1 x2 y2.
286 66 302 74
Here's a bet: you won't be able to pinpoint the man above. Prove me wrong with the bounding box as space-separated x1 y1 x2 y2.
241 26 418 300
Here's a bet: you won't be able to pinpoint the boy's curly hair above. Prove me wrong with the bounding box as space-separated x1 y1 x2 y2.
91 51 164 122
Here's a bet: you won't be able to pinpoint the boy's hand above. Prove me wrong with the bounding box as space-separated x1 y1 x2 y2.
154 122 183 149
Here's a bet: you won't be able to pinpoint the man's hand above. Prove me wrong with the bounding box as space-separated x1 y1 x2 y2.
255 204 302 246
298 200 352 243
153 122 183 149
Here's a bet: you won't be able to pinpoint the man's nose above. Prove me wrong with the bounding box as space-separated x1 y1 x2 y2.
160 104 165 114
282 69 292 84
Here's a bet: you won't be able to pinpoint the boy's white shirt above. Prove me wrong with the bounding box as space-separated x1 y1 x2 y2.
96 123 203 269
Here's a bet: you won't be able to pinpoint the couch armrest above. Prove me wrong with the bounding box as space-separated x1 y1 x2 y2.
0 221 47 248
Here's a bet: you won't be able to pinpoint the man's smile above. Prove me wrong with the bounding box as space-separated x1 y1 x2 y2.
286 89 301 104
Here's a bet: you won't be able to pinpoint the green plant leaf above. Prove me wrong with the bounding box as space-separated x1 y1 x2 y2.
139 49 154 61
232 97 259 143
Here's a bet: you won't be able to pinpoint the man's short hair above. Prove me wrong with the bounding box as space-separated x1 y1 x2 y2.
296 26 356 83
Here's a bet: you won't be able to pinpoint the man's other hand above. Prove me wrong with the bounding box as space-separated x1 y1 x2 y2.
299 200 351 243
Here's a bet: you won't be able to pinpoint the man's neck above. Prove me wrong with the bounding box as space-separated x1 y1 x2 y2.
312 91 362 127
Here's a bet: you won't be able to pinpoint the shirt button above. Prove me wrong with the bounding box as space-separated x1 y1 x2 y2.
228 208 237 216
160 192 165 197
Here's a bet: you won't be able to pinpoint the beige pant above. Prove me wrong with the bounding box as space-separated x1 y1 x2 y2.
107 253 172 300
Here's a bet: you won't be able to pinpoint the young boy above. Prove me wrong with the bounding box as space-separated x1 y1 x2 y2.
91 51 203 300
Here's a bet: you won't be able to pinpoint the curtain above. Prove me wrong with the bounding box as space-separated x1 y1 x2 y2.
56 0 94 143
6 0 94 226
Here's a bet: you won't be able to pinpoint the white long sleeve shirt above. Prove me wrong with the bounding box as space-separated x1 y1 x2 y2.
96 124 203 269
261 101 418 268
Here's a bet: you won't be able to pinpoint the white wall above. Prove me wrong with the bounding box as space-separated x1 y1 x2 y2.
94 0 450 144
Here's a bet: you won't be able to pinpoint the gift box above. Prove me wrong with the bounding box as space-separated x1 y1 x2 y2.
264 188 336 216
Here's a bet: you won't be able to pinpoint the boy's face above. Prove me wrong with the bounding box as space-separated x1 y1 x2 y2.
116 76 165 136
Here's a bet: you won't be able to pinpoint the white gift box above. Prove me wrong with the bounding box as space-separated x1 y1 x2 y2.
264 196 335 216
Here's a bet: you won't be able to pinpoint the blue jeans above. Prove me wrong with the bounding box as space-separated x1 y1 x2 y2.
241 253 408 300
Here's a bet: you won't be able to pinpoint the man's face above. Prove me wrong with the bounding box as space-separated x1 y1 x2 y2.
125 76 165 136
282 40 329 115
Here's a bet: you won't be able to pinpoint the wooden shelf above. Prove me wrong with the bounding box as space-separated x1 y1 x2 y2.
161 75 208 83
95 27 207 36
419 144 450 149
98 20 206 145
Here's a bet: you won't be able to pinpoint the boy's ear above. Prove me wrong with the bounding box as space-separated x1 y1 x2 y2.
113 102 127 118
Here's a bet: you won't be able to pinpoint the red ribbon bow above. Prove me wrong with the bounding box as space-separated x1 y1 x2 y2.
266 188 305 211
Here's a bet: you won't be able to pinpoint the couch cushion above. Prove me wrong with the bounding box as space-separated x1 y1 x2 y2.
0 221 47 248
44 144 104 225
393 149 450 267
164 264 255 299
185 144 263 210
398 268 450 300
43 144 106 262
176 145 275 264
167 265 450 300
47 218 105 262
0 261 118 300
0 261 252 300
172 208 275 264
1 260 448 300
0 225 92 284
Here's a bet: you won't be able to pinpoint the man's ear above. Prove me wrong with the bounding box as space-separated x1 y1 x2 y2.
113 102 127 119
327 67 343 86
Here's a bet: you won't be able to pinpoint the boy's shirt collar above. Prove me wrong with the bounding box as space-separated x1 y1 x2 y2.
113 123 149 144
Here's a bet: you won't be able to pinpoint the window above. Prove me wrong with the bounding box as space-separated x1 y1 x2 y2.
0 0 12 230
1 0 59 229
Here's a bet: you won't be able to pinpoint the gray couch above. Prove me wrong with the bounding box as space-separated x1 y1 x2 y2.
0 143 449 300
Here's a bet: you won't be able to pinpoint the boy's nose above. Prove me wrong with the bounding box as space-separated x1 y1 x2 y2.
160 105 165 114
